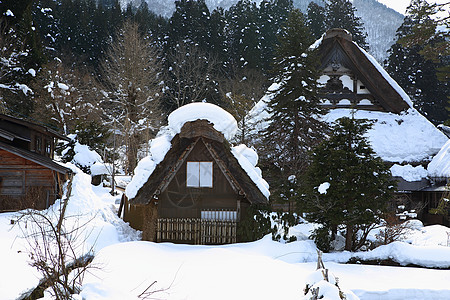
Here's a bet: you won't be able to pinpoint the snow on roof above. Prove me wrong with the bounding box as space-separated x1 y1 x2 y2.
325 109 448 163
248 95 447 164
427 139 450 178
168 102 238 140
126 103 268 199
355 41 414 109
390 164 428 182
232 145 269 199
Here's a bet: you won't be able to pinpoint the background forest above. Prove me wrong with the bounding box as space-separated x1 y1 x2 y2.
0 0 448 175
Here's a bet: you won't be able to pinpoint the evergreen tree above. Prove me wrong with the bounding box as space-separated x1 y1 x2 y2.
258 0 293 72
225 0 261 70
262 9 328 202
300 117 395 252
306 1 327 40
0 0 45 116
385 1 449 124
209 7 228 66
325 0 368 49
168 0 211 51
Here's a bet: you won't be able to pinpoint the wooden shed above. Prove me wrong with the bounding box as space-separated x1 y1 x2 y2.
123 119 268 244
0 114 71 211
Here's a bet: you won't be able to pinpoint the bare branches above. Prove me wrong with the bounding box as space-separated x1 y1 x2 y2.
14 177 97 300
164 41 220 109
100 21 162 174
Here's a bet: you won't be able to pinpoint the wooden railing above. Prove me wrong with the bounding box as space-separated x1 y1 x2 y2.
157 217 237 245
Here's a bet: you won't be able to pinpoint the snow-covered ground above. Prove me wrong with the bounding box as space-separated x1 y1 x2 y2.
1 168 450 300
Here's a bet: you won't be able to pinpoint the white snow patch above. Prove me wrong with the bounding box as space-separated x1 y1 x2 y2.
390 164 428 182
57 82 69 91
27 68 36 77
5 9 14 17
428 139 450 178
70 142 103 170
318 182 330 194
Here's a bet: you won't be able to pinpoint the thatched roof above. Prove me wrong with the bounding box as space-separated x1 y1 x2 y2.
130 120 268 206
316 28 412 114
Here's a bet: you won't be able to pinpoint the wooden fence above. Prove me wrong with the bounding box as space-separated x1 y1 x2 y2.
157 218 237 245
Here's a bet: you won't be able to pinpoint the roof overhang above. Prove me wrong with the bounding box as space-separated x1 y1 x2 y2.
0 141 71 174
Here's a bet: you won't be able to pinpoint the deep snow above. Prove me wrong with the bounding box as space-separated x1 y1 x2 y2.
1 168 450 299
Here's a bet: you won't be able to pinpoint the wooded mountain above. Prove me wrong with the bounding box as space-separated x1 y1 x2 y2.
121 0 403 61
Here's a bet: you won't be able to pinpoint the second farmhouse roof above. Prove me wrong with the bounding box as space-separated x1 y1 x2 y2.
314 28 413 113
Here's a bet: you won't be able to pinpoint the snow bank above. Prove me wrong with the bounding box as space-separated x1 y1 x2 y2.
325 109 447 163
126 103 268 199
0 165 140 299
427 139 450 178
79 235 450 300
390 164 428 182
353 241 450 268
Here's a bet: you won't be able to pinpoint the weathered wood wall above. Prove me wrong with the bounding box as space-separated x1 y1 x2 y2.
0 150 60 211
158 141 241 219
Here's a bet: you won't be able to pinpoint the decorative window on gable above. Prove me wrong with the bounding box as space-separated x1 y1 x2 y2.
186 161 213 188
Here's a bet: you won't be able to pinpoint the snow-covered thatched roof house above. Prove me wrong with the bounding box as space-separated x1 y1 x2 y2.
248 28 448 224
122 103 269 244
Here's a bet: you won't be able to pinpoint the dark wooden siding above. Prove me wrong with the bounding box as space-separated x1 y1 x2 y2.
158 141 240 219
0 150 59 211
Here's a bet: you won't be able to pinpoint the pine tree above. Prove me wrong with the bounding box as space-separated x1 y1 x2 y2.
325 0 368 49
262 9 328 202
225 0 261 70
258 0 293 72
300 116 395 252
385 1 449 124
168 0 212 52
307 1 327 40
0 0 45 116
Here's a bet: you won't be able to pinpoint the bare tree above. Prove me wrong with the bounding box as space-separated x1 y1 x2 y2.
31 56 102 135
219 67 268 144
15 178 96 300
100 21 162 174
163 41 220 110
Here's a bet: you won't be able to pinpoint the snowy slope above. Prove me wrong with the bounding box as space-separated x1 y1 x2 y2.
2 169 450 299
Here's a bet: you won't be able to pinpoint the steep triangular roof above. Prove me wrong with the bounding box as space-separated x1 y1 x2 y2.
125 103 269 205
129 120 268 206
316 28 412 114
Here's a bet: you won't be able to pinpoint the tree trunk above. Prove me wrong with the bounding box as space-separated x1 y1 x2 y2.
345 224 353 251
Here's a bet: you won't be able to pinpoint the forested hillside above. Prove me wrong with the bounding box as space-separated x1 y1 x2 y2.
0 0 447 174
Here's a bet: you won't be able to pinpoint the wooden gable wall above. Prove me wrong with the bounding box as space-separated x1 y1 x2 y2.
316 29 411 114
158 140 245 219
